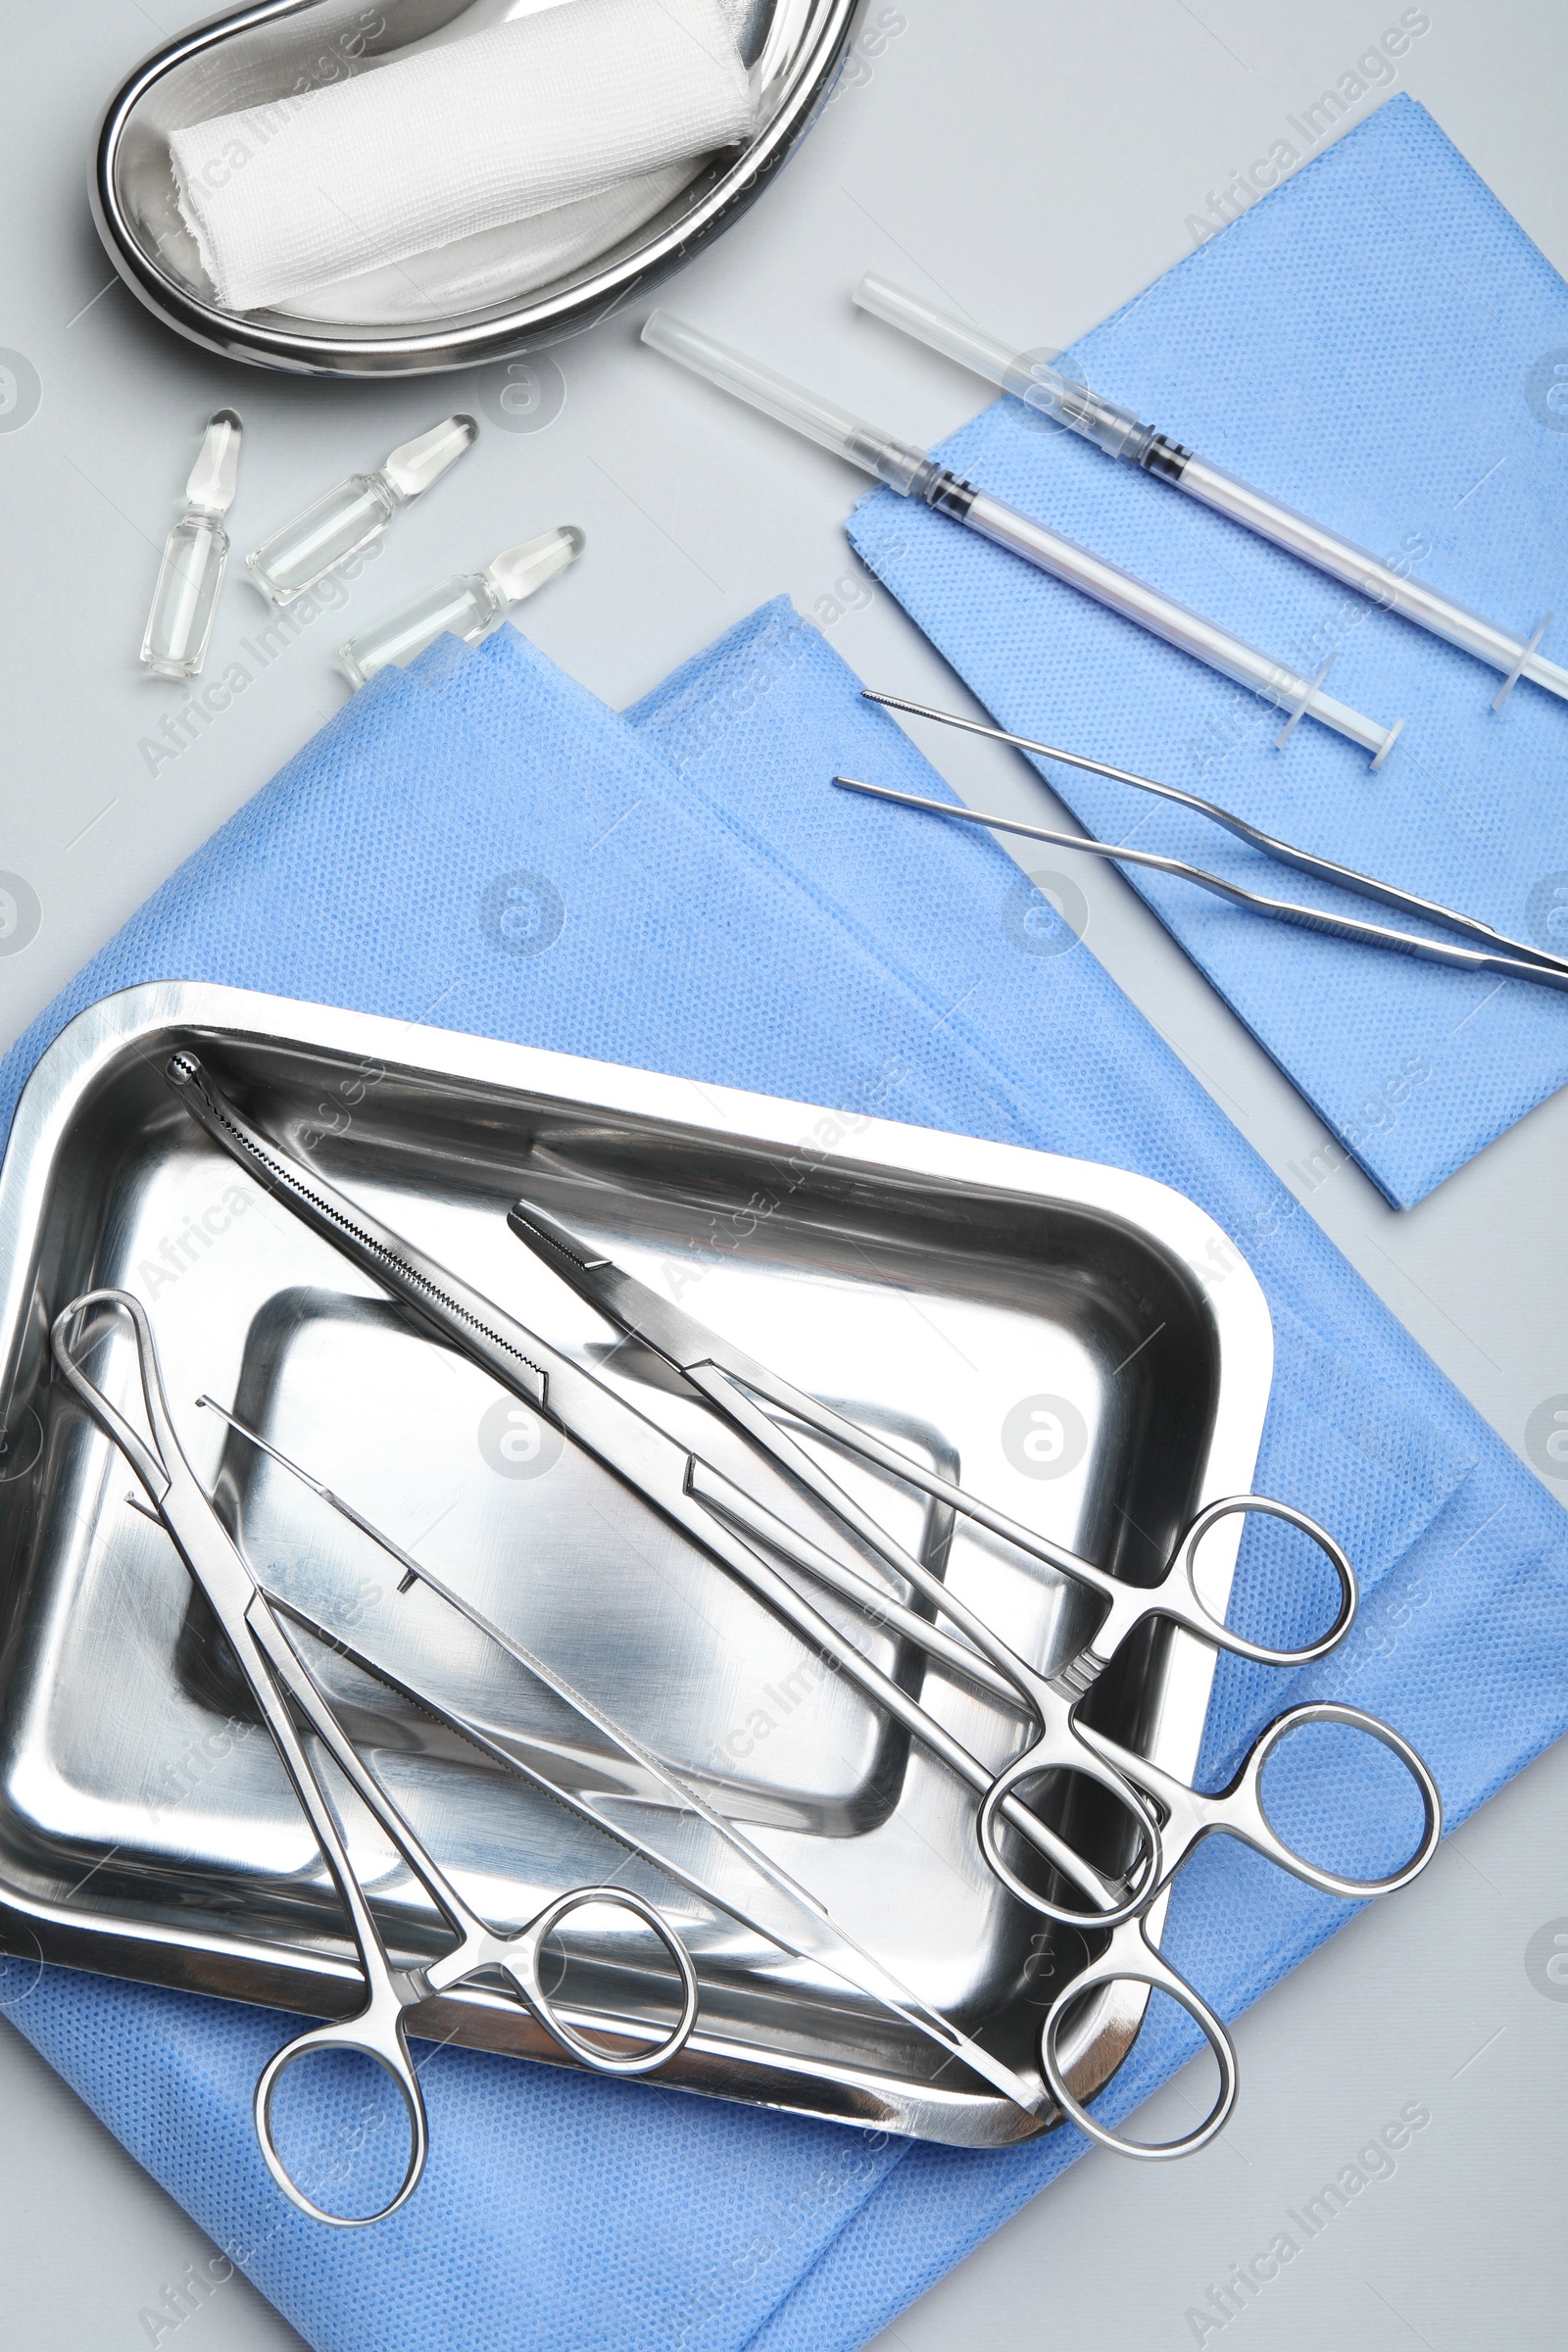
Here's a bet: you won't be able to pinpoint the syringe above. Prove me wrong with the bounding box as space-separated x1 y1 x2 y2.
855 274 1568 714
642 311 1402 765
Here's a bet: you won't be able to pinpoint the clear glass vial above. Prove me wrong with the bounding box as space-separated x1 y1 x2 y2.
340 525 584 687
246 415 477 605
140 409 243 680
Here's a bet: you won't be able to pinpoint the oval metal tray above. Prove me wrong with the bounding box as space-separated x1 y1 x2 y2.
0 983 1273 2146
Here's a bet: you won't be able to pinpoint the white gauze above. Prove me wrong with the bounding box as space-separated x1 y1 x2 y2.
171 0 754 315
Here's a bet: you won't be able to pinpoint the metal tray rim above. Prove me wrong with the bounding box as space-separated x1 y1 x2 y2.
0 981 1275 2148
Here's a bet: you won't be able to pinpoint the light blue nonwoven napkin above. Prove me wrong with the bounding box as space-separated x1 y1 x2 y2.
1 601 1566 2352
848 95 1568 1210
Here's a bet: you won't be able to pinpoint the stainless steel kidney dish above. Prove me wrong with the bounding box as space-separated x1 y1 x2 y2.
91 1 858 377
0 982 1273 2146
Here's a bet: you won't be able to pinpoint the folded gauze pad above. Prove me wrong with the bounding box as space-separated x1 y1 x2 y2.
170 0 755 315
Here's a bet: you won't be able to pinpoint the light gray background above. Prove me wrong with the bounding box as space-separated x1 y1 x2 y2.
2 1 1567 2346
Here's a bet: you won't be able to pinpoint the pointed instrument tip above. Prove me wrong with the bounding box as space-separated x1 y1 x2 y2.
507 1198 610 1270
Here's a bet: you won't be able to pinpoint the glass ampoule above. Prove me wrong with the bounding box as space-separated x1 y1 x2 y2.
340 526 584 687
247 414 477 605
140 409 243 679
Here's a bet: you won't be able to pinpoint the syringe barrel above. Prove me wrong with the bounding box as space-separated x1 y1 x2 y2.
956 486 1397 760
1176 457 1568 704
643 311 934 493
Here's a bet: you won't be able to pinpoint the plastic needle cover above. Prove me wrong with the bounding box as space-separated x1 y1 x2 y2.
854 274 1156 458
642 311 938 493
339 524 583 687
856 273 1568 711
140 409 242 680
644 312 1402 764
247 414 477 606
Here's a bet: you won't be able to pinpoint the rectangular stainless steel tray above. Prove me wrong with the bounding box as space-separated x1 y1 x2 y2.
0 984 1273 2148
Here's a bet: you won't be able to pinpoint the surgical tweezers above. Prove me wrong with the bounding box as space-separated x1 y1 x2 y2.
838 691 1568 997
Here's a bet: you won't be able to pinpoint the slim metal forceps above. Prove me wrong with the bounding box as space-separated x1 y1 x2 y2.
51 1291 700 2227
164 1052 1157 1922
837 691 1568 997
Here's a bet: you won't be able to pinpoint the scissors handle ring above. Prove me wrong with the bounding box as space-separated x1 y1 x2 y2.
1241 1699 1444 1898
515 1887 700 2078
1039 1936 1239 2161
976 1743 1161 1929
1173 1494 1358 1666
254 1993 428 2229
